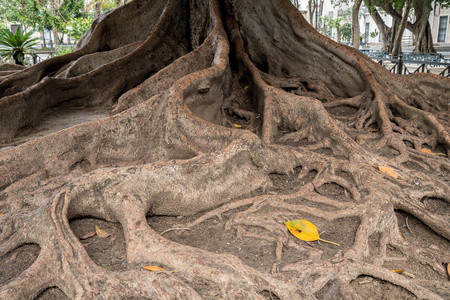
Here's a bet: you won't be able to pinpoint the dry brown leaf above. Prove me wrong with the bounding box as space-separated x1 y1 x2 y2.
95 226 111 238
378 166 398 179
143 266 166 272
79 231 96 240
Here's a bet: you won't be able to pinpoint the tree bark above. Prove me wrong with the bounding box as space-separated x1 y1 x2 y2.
371 0 436 53
352 0 363 49
392 0 412 57
50 0 59 45
0 0 449 299
365 0 398 53
308 0 315 27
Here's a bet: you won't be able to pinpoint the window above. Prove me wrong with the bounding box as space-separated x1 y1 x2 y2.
438 16 448 42
337 9 343 17
329 11 334 18
365 23 370 43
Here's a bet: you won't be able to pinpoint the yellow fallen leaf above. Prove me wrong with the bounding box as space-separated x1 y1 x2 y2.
420 148 433 154
0 213 3 217
285 219 339 246
143 266 166 272
446 263 450 277
378 166 398 179
420 149 447 156
233 124 247 128
244 86 249 90
370 129 378 132
392 270 415 278
95 226 111 238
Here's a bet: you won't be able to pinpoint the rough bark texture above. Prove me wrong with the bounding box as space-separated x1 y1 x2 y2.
391 0 412 57
1 0 449 299
352 0 363 49
308 0 316 26
366 0 399 54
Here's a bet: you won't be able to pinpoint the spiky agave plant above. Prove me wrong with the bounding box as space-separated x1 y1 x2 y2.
0 27 39 65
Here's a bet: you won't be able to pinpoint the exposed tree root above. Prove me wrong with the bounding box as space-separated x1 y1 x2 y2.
0 0 449 299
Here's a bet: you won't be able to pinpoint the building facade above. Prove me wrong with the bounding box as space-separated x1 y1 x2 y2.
431 3 450 43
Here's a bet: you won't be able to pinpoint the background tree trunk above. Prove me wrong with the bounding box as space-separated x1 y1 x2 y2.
0 0 449 299
308 0 315 27
392 0 412 57
50 0 59 45
352 0 362 49
412 20 436 53
365 0 398 53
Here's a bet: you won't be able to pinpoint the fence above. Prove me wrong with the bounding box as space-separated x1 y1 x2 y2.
361 50 450 77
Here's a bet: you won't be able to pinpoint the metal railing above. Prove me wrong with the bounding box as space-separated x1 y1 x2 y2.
362 50 450 77
374 56 450 77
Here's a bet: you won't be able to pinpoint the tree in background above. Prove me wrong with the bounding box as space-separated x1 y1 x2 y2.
391 0 412 56
331 0 364 49
47 0 88 44
369 0 450 53
340 21 352 42
0 0 46 32
0 0 92 48
363 0 400 53
352 0 363 48
326 9 352 43
308 0 316 25
84 0 128 18
63 16 94 43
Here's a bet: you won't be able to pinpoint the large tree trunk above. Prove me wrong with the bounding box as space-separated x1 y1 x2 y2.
0 0 449 299
352 0 362 49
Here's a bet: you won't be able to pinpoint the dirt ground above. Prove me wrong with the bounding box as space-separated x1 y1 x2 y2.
0 103 449 300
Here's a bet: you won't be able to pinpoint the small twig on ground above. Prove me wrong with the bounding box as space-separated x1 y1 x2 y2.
160 227 192 235
311 182 323 195
405 216 415 237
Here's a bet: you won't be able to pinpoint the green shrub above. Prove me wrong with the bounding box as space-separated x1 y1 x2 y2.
0 27 39 65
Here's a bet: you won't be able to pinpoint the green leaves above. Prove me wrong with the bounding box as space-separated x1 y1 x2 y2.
0 27 39 65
